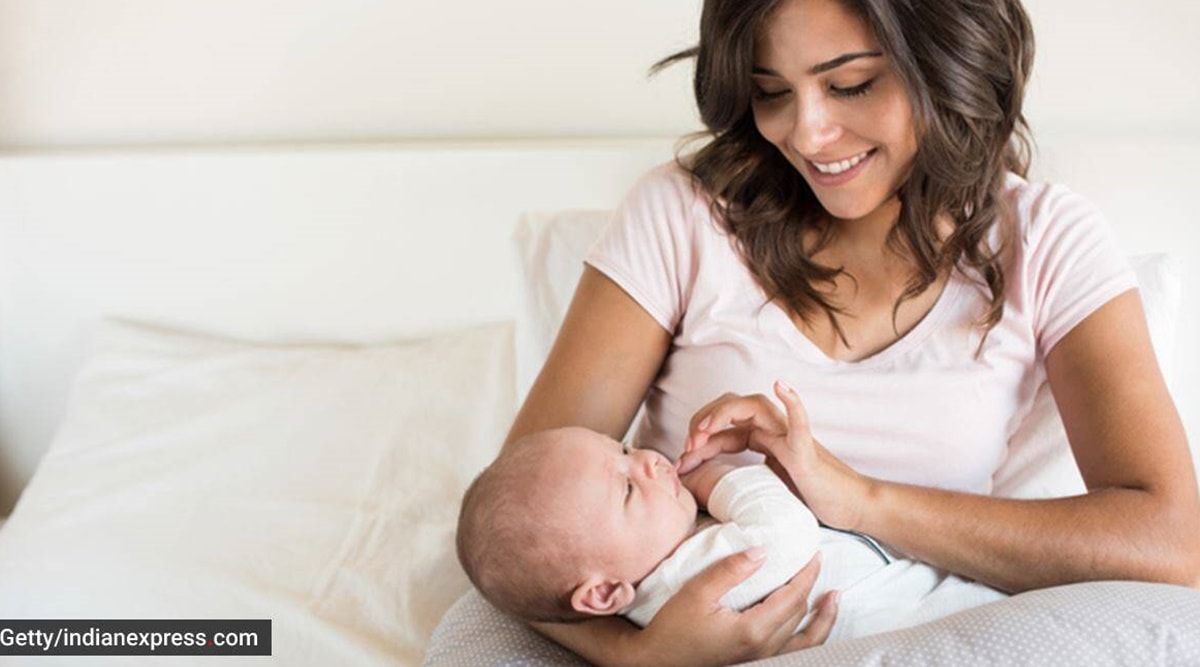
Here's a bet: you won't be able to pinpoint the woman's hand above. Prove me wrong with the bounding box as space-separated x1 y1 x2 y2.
535 549 837 667
636 549 838 667
678 381 874 531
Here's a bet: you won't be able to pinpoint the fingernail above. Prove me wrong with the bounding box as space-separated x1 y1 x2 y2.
776 380 798 396
698 415 712 431
745 546 767 562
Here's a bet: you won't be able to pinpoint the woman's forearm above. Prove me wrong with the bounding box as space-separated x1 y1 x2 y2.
858 480 1200 593
858 295 1200 593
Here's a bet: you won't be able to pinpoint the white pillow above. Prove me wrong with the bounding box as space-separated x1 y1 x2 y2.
0 320 515 667
428 582 1200 667
513 210 613 396
513 211 1184 499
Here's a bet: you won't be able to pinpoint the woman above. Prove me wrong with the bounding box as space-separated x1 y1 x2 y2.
501 0 1200 664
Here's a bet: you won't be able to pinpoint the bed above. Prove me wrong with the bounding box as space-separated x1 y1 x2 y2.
0 135 1197 666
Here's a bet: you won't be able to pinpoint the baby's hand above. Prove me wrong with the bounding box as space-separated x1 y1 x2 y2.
681 455 741 507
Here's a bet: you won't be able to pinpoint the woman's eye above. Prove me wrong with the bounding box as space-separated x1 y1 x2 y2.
752 87 789 103
831 78 875 99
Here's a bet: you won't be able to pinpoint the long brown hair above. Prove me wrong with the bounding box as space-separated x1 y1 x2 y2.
655 0 1035 343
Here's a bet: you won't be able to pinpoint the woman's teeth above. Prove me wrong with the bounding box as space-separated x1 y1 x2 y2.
812 150 871 175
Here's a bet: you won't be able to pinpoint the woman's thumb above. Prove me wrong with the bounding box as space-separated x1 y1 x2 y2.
689 547 767 599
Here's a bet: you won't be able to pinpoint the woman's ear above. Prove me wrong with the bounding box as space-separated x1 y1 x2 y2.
569 575 636 616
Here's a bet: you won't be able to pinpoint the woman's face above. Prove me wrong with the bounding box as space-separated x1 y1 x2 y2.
751 0 917 225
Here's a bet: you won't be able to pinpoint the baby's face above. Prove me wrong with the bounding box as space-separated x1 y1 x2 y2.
536 428 698 585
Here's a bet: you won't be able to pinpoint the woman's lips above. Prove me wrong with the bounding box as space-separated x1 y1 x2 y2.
805 148 876 187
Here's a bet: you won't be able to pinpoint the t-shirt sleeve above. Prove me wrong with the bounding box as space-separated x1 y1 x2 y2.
585 163 703 333
1022 184 1138 355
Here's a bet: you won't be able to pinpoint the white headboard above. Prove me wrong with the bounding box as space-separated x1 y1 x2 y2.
0 134 1196 512
0 139 678 510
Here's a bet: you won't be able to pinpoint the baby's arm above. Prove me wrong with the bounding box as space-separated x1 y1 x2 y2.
681 454 742 507
704 465 822 611
625 463 824 626
709 466 820 548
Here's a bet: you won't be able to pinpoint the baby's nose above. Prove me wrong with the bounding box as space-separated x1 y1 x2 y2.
637 449 669 478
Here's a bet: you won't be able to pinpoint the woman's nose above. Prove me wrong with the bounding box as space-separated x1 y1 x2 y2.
790 95 842 156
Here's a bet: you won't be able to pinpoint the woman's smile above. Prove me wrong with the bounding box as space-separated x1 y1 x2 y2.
804 148 877 187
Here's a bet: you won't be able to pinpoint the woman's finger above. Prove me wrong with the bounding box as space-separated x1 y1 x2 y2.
684 392 739 451
687 394 786 447
678 547 769 607
699 554 821 660
680 390 798 474
782 590 839 652
741 553 822 629
677 428 751 474
752 558 827 656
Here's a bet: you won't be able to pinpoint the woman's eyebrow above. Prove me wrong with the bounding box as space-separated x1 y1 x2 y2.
752 50 883 77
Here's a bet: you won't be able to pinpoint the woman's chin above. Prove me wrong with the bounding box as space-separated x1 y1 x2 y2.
810 189 899 225
815 199 876 223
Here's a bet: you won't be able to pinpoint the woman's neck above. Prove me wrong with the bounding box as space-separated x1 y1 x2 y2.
816 196 905 268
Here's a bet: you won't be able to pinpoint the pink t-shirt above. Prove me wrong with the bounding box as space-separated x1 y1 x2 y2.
586 163 1137 494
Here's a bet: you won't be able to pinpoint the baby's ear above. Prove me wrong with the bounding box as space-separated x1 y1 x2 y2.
569 575 636 616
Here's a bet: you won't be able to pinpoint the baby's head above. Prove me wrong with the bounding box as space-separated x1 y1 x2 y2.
456 427 698 622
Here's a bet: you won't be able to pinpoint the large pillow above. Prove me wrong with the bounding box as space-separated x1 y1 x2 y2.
513 210 1186 499
426 582 1200 667
0 319 515 667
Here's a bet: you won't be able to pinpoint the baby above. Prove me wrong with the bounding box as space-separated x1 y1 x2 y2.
457 427 1006 640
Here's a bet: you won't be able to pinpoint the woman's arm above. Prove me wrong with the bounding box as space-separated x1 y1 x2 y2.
503 265 670 450
684 292 1200 592
859 290 1200 592
509 266 836 666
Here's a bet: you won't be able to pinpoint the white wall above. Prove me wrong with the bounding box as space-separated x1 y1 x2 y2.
0 2 1197 503
0 0 1197 148
1025 0 1200 134
0 0 702 147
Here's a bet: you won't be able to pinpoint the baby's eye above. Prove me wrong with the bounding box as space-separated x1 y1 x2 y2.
622 442 632 455
625 479 634 499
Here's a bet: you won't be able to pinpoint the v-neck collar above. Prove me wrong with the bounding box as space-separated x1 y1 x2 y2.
759 271 967 370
